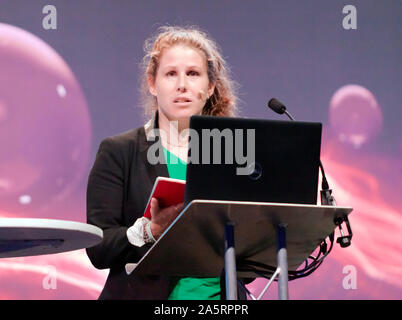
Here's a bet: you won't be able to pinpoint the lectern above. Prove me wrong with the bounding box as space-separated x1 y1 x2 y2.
132 199 353 300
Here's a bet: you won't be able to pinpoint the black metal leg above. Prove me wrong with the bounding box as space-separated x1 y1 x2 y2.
277 224 289 300
224 222 237 300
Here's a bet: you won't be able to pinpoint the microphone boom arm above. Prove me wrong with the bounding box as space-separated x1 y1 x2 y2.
267 97 352 247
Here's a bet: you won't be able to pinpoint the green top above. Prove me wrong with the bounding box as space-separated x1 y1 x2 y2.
163 147 221 300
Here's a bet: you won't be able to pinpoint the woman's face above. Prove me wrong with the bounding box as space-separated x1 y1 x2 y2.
148 44 215 124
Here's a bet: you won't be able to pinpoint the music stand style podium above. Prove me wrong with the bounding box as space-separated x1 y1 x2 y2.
0 218 103 258
132 200 352 300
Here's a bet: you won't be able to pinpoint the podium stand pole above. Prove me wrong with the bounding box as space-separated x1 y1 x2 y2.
277 224 289 300
224 222 290 301
225 223 289 300
224 222 238 300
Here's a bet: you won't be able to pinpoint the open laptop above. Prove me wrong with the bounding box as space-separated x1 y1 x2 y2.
184 115 322 205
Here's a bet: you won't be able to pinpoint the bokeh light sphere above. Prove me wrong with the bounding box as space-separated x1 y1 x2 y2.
0 23 91 215
329 84 383 148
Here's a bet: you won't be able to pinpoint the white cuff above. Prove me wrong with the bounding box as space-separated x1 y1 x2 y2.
127 217 151 247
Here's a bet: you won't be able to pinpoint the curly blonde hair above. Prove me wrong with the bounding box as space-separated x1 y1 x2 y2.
140 25 239 118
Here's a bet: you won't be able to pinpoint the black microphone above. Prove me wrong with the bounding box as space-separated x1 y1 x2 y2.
267 98 333 204
268 98 286 114
268 98 353 247
268 98 296 121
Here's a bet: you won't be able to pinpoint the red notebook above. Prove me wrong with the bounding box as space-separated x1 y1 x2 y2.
143 177 186 219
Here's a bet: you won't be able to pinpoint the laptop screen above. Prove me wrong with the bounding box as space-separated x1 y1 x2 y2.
184 115 322 205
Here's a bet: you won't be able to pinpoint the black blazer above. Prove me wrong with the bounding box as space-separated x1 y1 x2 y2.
86 115 174 299
86 114 249 300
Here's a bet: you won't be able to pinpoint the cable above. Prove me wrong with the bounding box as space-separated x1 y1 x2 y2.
237 232 334 281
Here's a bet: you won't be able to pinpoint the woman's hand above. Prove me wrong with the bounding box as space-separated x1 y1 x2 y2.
149 197 184 240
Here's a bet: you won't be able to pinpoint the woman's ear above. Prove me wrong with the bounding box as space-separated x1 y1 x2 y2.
147 76 157 96
208 82 216 98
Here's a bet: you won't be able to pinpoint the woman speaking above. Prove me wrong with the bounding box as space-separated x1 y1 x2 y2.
86 25 239 299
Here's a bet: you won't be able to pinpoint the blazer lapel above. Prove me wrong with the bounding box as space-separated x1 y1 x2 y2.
139 111 169 181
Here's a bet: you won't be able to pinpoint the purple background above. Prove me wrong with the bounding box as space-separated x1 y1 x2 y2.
0 0 401 299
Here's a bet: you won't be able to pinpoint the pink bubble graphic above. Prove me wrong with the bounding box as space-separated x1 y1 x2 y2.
0 23 91 216
329 84 383 149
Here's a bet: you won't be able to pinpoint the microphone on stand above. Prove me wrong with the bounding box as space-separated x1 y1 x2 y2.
267 98 295 120
267 98 352 247
267 98 331 197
